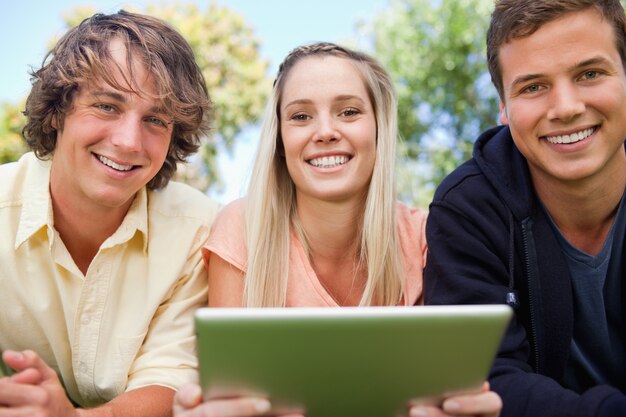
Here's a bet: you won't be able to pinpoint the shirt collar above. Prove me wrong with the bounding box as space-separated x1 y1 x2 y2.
103 187 149 254
15 155 54 249
15 154 149 254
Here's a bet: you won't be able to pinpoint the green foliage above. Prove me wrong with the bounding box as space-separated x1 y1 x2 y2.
372 0 499 206
0 102 28 164
0 2 270 192
146 3 270 190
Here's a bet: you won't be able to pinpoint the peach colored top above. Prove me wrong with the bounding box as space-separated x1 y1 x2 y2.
203 198 427 306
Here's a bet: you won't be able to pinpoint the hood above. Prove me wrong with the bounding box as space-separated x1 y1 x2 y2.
472 125 535 222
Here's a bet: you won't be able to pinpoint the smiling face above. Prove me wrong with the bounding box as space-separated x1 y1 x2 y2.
279 55 377 204
498 8 626 189
49 38 173 215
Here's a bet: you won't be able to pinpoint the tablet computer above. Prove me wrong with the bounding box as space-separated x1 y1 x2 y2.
195 304 512 417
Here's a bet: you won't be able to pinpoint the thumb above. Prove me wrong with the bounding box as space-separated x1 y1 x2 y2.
175 384 203 409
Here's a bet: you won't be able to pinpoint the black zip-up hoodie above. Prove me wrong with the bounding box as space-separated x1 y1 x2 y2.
424 125 626 417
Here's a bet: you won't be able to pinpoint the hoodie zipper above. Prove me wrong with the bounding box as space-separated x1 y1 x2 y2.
521 219 540 373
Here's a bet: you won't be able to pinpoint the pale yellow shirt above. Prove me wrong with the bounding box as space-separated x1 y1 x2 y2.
0 152 218 407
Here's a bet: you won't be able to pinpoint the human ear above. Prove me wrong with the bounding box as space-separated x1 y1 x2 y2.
498 100 509 125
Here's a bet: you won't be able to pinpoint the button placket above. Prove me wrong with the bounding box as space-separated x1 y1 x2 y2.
73 255 112 401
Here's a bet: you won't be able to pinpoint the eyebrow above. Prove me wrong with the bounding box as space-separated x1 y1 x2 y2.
509 56 613 91
90 89 169 115
282 94 367 110
91 89 126 102
335 95 367 105
573 56 613 70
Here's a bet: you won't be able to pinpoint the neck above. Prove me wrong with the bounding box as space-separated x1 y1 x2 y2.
532 161 626 255
296 194 364 258
50 182 132 275
295 194 367 305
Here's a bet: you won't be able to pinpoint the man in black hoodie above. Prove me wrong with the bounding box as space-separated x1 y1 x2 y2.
424 1 626 416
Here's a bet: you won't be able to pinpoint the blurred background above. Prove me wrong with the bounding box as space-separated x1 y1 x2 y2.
1 0 500 208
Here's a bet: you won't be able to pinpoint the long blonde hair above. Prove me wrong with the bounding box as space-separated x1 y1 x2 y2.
244 42 404 307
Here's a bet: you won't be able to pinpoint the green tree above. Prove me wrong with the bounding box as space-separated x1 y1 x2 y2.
0 102 28 164
0 2 270 192
371 0 498 206
150 3 270 191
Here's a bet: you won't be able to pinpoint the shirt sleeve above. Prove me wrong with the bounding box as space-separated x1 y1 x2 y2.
396 202 428 306
202 199 248 272
124 193 218 393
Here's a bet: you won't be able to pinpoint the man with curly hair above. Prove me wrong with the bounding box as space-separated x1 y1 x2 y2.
0 10 218 417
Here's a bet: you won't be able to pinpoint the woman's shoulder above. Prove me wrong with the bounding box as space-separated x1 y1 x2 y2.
212 198 246 227
395 201 427 305
206 198 246 246
204 198 248 271
395 201 428 231
395 200 428 255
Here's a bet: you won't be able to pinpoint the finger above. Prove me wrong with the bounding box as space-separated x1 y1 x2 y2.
442 390 502 416
2 351 24 371
0 405 44 417
0 378 48 407
408 405 446 417
9 368 44 385
174 384 203 411
173 396 271 417
3 351 59 386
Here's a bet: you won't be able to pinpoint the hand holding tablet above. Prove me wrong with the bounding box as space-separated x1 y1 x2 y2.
195 305 511 417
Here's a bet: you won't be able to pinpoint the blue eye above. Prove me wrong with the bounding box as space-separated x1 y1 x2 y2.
581 70 599 80
523 84 541 93
96 103 116 112
145 116 169 128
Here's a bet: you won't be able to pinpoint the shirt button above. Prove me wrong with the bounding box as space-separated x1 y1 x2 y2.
81 315 91 325
78 362 87 374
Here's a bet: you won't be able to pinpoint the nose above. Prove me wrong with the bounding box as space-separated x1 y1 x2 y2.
313 115 340 143
110 114 143 152
547 81 585 122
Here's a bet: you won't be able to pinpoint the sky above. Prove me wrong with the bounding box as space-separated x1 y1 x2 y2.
1 0 390 203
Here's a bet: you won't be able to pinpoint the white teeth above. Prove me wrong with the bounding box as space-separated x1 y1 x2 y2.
97 155 133 171
308 155 349 168
545 127 595 144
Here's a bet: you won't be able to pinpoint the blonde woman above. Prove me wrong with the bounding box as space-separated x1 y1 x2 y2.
174 42 501 417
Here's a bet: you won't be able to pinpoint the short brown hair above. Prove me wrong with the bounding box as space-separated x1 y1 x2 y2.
487 0 626 99
23 10 212 189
